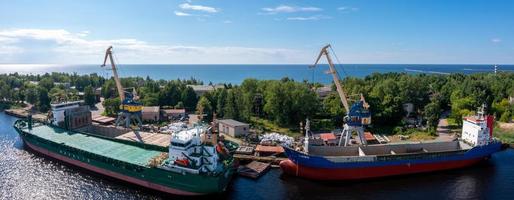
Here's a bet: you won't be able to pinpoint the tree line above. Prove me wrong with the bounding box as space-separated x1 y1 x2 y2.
192 72 513 134
0 72 513 134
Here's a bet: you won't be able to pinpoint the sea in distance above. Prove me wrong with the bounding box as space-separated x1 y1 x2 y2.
1 64 513 84
1 112 514 200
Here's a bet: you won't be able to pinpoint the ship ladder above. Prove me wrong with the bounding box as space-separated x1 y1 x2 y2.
201 145 213 157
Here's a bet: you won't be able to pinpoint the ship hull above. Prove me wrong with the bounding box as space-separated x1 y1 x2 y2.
15 122 235 196
22 139 202 195
280 157 485 180
280 142 501 180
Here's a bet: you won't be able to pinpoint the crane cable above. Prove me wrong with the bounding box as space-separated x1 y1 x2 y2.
328 45 350 78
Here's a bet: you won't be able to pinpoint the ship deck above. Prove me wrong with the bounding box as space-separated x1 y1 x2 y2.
23 125 163 166
116 131 171 147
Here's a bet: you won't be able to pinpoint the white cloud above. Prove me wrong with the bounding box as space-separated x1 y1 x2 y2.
174 11 192 16
337 6 359 12
0 28 311 64
286 15 331 21
491 38 501 43
261 5 322 14
179 3 218 13
223 20 232 24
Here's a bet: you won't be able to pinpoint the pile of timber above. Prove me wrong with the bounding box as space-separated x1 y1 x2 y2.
373 134 391 144
235 146 254 155
233 154 286 164
237 161 271 179
148 152 168 167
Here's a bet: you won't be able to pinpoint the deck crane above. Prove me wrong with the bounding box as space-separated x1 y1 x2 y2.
101 46 143 129
310 44 371 146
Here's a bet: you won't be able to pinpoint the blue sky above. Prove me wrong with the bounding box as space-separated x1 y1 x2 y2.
0 0 513 64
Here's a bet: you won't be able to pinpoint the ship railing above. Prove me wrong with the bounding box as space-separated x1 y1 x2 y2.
201 157 213 165
377 150 467 161
201 145 213 157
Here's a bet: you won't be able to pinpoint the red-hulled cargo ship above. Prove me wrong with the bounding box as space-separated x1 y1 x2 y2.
280 111 501 180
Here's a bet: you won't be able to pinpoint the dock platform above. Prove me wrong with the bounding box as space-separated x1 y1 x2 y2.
233 154 286 164
238 161 271 179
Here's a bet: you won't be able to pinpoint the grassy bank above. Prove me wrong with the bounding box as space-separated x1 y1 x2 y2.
0 102 26 110
249 117 301 137
494 123 514 144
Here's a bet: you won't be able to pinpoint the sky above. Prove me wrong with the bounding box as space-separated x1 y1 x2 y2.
0 0 513 64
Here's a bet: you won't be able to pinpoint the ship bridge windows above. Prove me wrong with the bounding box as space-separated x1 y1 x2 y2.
171 140 192 148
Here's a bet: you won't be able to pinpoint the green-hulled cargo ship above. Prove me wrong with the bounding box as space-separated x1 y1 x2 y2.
13 117 237 196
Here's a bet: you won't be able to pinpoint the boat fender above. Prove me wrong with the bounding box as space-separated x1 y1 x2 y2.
216 142 229 157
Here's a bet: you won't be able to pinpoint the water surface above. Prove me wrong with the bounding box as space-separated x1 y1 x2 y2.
1 112 513 200
1 64 513 84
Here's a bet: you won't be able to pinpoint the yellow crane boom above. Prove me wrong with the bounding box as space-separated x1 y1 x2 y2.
101 46 125 101
311 44 350 113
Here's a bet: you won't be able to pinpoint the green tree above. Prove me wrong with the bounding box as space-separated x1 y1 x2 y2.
223 89 240 120
36 87 51 112
175 101 184 109
142 93 159 106
39 77 54 90
159 82 180 107
0 83 12 102
450 97 476 126
424 100 441 131
103 98 120 116
84 86 96 106
24 87 38 105
323 93 346 126
368 79 403 125
49 87 66 103
196 96 212 121
215 88 227 117
492 99 512 119
101 79 117 98
181 86 198 111
500 110 512 122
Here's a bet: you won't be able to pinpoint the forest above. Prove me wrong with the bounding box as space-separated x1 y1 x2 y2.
0 71 513 136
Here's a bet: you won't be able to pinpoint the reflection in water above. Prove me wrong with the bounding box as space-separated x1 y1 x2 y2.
1 112 513 200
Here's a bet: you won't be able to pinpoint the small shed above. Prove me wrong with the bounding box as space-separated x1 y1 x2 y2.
319 133 337 145
255 145 285 157
364 132 379 144
314 85 332 98
162 109 186 120
188 85 224 96
142 106 160 122
218 119 249 137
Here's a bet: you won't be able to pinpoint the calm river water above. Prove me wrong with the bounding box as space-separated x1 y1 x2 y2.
1 112 513 200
